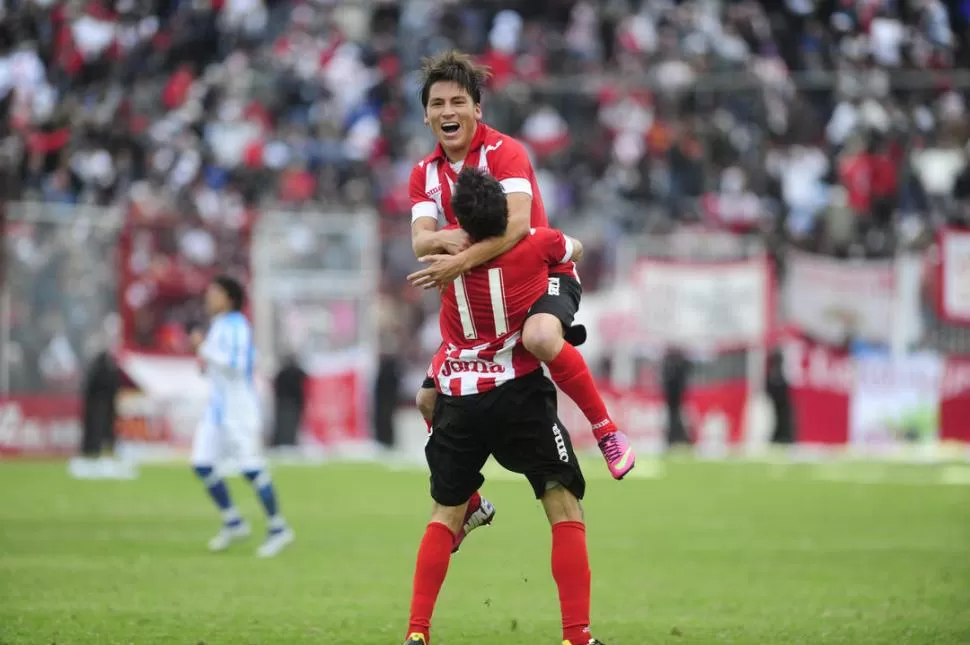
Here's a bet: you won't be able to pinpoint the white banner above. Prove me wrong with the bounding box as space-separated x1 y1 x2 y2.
251 210 379 451
940 229 970 324
625 258 770 349
785 249 919 345
849 353 943 451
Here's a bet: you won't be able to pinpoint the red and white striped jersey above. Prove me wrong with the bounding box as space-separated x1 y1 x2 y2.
408 121 575 278
432 228 575 396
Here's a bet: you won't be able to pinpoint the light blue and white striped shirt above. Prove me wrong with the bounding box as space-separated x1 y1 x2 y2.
199 311 259 429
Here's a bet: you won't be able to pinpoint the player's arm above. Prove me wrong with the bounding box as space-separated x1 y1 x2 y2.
564 234 584 262
409 163 469 258
409 193 529 289
450 191 531 270
531 227 583 265
411 217 469 258
409 141 534 288
442 139 535 269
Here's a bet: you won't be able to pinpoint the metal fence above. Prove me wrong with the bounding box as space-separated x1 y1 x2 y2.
0 202 381 396
1 203 121 395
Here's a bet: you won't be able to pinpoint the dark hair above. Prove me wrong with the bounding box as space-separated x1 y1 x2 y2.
419 50 491 108
211 274 245 311
451 168 508 242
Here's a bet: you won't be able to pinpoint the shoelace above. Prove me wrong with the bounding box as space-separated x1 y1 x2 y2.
598 434 625 462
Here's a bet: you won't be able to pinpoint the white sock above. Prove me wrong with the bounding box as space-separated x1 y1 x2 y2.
268 516 286 532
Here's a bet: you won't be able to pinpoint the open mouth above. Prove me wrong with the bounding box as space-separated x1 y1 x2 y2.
441 122 460 134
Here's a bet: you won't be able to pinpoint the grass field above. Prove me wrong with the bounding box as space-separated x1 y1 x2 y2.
1 458 969 645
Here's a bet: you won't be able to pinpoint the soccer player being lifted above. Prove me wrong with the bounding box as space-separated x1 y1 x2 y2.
407 51 635 545
404 167 607 645
188 275 294 558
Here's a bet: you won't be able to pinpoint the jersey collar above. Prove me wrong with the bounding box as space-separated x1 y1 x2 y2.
431 121 489 164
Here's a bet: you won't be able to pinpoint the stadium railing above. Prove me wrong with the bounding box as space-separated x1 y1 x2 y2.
0 202 380 459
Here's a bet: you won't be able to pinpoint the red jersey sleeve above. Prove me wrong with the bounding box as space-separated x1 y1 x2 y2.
409 162 438 223
489 137 534 196
527 227 573 266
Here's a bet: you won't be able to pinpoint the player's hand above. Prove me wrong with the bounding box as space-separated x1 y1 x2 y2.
189 329 205 351
408 254 465 289
436 228 470 255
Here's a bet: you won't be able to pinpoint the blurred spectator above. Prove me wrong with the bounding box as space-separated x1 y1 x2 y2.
272 355 306 448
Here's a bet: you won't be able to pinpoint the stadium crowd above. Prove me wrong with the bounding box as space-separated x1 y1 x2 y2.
2 0 970 395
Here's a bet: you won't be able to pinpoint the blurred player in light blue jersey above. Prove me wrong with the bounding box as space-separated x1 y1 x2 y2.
189 275 294 558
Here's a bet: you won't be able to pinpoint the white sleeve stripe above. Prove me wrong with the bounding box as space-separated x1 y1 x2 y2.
499 178 532 196
411 201 438 222
560 236 574 264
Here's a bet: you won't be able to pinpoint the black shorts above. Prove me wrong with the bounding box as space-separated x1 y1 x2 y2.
426 370 586 506
420 275 585 390
528 273 582 330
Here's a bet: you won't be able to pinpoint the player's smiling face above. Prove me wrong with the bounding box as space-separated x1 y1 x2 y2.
424 81 481 160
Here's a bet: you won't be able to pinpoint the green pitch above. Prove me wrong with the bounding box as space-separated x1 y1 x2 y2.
1 458 969 645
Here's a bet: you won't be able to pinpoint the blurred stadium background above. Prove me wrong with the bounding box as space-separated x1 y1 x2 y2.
1 1 969 643
2 0 970 463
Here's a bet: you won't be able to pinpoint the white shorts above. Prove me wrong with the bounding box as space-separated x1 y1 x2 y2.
191 420 264 471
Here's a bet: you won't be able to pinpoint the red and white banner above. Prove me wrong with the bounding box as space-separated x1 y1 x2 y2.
941 358 970 443
303 369 368 446
600 257 772 351
781 336 852 444
782 334 970 450
938 228 970 325
559 379 749 453
114 388 183 449
785 248 902 345
0 395 81 456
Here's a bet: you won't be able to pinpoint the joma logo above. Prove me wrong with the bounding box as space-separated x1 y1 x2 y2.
440 360 506 377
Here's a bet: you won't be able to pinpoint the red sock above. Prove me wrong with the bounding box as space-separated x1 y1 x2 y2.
407 522 455 641
551 521 592 644
547 343 615 440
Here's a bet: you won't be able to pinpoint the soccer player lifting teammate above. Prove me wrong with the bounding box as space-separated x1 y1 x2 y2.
404 167 607 645
408 51 635 486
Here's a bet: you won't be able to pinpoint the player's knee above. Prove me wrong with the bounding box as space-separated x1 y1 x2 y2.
193 464 215 482
523 315 565 362
540 481 583 525
416 387 437 422
430 501 467 535
242 468 271 487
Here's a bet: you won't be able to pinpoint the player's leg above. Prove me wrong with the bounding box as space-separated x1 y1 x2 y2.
190 421 249 551
486 373 602 645
529 437 599 645
523 274 635 480
418 373 495 553
415 379 438 423
542 483 601 645
405 500 466 645
405 394 490 645
235 422 293 558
